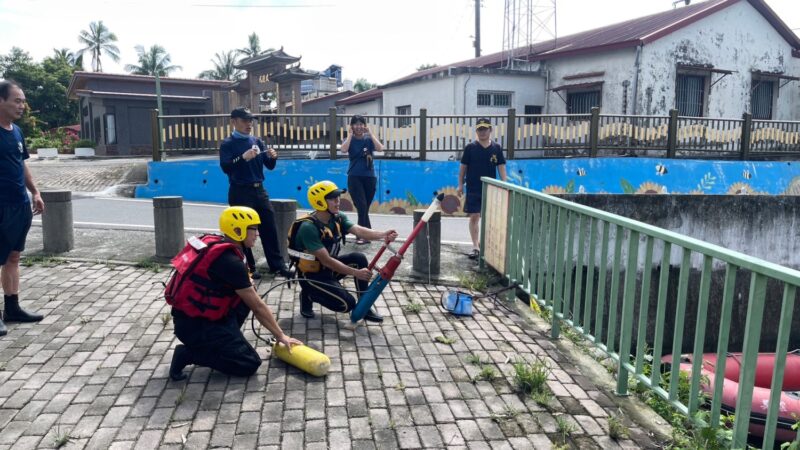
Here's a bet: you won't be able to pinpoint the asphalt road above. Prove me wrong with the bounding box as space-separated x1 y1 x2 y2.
32 197 474 245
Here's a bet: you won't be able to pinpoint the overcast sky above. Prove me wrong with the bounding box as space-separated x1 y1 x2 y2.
1 0 798 85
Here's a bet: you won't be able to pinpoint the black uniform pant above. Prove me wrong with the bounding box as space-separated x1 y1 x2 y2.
347 176 376 229
228 183 284 272
298 253 369 313
172 302 261 377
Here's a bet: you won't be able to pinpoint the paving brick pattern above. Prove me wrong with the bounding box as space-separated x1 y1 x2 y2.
26 159 147 194
0 262 659 448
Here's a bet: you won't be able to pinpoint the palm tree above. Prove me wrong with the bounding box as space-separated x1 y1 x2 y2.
198 50 243 81
76 21 120 72
52 48 83 70
124 45 182 76
238 33 261 59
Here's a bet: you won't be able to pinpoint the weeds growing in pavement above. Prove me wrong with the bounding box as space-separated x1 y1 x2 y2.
52 426 72 448
473 365 498 382
555 415 577 443
490 406 520 422
513 357 550 395
21 255 61 267
466 354 483 365
434 335 456 345
161 312 171 326
80 317 90 325
135 258 162 273
608 411 630 440
457 272 489 292
402 301 423 314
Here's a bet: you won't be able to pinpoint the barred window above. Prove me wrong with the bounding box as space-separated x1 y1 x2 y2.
566 91 600 114
751 79 774 120
676 74 705 116
477 91 512 107
396 105 411 127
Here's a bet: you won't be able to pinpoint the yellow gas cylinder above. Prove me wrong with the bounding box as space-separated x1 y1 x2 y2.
272 342 331 377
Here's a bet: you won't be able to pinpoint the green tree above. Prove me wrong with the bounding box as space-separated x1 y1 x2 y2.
198 50 243 81
238 32 261 59
1 47 80 135
51 48 84 70
417 63 439 71
354 78 376 93
76 20 120 72
124 45 182 76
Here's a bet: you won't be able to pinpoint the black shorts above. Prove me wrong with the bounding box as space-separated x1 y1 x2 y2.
0 203 32 265
463 191 483 214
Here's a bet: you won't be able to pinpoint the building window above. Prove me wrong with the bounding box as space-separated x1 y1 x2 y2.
751 79 775 120
104 114 117 145
676 74 706 116
566 91 600 114
396 105 411 127
524 105 542 124
477 91 512 107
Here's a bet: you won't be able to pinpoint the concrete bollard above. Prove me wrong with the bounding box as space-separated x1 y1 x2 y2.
412 209 441 277
153 196 184 260
41 190 74 254
271 199 298 263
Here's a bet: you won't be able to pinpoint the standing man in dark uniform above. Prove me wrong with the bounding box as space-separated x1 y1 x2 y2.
220 107 291 279
457 118 507 260
0 80 45 336
167 206 302 380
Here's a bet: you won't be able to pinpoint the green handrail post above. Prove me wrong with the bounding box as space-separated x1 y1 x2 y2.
419 108 427 161
616 229 640 396
740 112 752 160
151 109 161 162
589 107 600 157
478 178 488 270
762 284 797 445
506 108 516 160
667 109 678 158
687 255 713 415
328 107 338 160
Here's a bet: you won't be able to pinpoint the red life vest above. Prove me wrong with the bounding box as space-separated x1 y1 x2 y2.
165 234 245 321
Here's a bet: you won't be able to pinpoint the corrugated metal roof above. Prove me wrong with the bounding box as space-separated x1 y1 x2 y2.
336 88 383 106
384 0 799 88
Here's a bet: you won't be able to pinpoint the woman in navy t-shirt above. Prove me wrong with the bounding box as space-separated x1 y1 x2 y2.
341 115 384 244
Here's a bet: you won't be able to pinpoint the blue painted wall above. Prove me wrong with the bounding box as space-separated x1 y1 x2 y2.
135 158 800 214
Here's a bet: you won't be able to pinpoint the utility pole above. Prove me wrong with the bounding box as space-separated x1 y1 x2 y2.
474 0 481 57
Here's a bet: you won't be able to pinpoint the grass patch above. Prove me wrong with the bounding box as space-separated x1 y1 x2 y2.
608 412 630 440
512 357 550 395
457 272 489 292
394 382 406 391
21 255 61 267
465 354 483 365
531 390 553 408
135 258 162 273
490 406 520 423
52 426 72 448
555 415 577 444
402 301 423 314
473 365 498 382
434 335 457 345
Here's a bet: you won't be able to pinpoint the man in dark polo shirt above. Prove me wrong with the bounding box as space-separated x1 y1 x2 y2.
457 118 507 260
0 80 45 336
219 107 291 279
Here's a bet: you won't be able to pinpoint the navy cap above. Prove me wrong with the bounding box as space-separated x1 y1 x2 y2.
230 107 254 120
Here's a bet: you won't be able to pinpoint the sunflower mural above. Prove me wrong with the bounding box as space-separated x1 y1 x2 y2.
437 187 463 215
339 192 355 212
636 182 666 194
784 176 800 195
542 185 568 195
373 198 415 214
727 182 757 195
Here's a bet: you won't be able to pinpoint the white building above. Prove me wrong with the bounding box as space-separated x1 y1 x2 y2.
338 0 800 121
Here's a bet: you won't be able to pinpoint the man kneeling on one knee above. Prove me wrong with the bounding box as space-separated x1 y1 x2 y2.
167 206 301 380
289 180 397 322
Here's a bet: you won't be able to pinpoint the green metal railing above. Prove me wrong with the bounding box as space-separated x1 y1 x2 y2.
479 178 800 448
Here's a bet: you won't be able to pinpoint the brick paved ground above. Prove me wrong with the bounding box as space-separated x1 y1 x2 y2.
0 261 660 449
26 158 148 194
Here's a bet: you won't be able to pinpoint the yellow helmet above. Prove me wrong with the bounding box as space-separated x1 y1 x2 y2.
308 180 346 211
219 206 260 241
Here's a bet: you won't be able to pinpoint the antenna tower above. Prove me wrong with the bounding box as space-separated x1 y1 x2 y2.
502 0 557 69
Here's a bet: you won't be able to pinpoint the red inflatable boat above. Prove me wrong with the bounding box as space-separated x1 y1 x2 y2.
665 352 800 442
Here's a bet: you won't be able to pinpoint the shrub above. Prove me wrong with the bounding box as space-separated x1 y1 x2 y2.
74 139 96 148
27 136 60 150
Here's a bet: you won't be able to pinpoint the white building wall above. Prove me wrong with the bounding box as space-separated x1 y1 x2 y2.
639 1 800 119
381 73 545 116
543 49 637 114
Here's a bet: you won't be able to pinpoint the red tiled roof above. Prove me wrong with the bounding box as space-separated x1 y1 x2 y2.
383 0 800 88
336 88 383 106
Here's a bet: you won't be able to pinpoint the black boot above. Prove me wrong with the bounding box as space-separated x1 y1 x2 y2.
364 307 383 323
300 291 315 318
0 317 7 337
3 295 43 323
169 344 190 381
